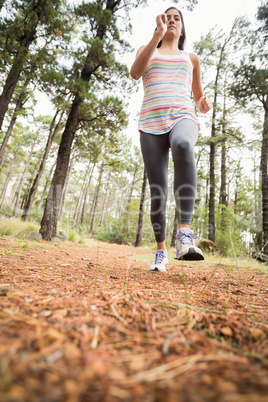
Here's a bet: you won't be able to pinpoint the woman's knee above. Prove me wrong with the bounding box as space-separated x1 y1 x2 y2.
175 137 192 152
170 119 198 160
172 138 194 163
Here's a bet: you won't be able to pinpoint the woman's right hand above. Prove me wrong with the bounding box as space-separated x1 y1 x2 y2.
130 13 167 80
155 13 167 40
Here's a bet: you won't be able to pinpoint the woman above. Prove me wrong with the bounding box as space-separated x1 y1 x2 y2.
130 7 212 272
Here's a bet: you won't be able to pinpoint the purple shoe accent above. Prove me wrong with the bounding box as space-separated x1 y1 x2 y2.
150 250 168 272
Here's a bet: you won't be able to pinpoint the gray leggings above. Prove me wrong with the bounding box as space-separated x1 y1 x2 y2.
140 119 198 243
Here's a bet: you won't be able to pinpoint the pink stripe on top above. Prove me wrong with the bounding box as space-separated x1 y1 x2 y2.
138 49 199 134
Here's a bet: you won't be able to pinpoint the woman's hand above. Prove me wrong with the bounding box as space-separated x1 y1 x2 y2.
155 13 168 40
130 13 168 80
190 54 212 114
197 96 213 114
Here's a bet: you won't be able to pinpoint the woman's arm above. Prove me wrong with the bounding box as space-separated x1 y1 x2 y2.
130 14 167 80
190 53 212 114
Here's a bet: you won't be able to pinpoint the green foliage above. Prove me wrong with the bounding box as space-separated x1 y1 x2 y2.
95 217 126 244
17 240 28 250
95 200 154 245
191 203 208 239
78 236 86 244
0 248 17 254
0 217 40 237
0 0 71 70
215 205 246 257
231 55 268 108
68 230 79 242
24 205 44 223
257 1 268 40
0 228 10 236
78 94 128 135
67 229 86 244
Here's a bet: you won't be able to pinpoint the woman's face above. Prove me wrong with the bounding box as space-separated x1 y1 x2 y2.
165 8 183 39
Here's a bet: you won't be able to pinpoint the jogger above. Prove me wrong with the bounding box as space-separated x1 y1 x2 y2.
130 6 212 270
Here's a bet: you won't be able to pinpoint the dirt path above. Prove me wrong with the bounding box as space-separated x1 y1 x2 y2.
0 236 267 402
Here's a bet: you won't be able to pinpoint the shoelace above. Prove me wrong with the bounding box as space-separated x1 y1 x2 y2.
152 250 166 264
177 231 199 245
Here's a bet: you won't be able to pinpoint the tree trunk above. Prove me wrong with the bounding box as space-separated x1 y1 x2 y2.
0 77 31 168
13 139 37 217
74 181 87 223
38 162 56 209
117 177 128 218
22 109 63 221
135 167 147 247
208 59 221 242
89 161 105 235
99 171 111 226
219 85 228 207
219 140 227 206
80 163 95 225
233 162 242 215
58 147 77 225
253 152 262 231
208 137 216 242
219 138 229 234
73 163 91 222
20 179 33 209
0 156 16 208
261 105 268 255
128 164 138 203
19 150 44 210
205 171 209 209
10 181 18 207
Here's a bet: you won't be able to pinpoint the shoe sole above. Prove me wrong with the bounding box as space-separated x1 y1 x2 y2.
150 258 168 272
150 267 166 272
175 247 204 261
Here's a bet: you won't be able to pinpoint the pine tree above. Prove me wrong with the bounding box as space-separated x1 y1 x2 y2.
0 0 68 131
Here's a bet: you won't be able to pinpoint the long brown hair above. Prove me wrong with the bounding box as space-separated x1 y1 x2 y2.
157 7 186 50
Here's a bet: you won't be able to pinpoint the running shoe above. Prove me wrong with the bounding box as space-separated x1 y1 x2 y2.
175 228 204 261
150 249 168 272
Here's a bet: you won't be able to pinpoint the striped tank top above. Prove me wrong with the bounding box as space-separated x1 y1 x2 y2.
138 48 199 134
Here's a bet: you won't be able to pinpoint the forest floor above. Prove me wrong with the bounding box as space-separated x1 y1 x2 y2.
0 236 267 402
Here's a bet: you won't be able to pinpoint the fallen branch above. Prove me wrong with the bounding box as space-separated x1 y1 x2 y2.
252 251 268 263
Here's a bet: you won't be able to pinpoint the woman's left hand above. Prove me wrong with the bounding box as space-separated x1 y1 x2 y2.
197 96 213 114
